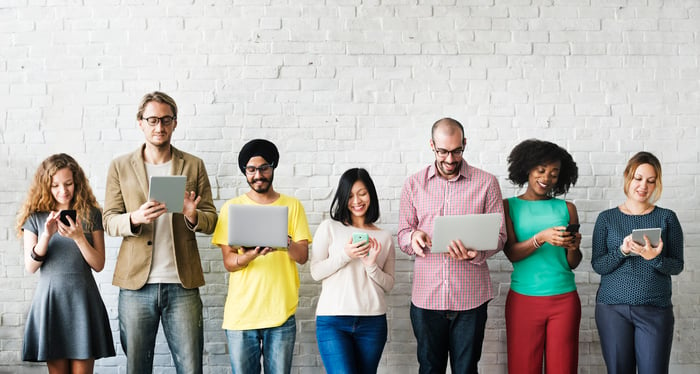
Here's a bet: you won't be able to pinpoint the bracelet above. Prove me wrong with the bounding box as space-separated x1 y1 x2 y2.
532 235 542 249
30 246 46 262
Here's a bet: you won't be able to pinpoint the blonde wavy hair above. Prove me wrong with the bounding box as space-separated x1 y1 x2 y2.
15 153 101 237
623 151 663 204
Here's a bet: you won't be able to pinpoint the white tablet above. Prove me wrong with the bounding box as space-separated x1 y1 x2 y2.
431 213 502 253
632 228 661 247
228 204 289 249
148 176 186 213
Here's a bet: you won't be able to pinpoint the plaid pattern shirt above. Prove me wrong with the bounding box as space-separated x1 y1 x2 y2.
398 161 506 311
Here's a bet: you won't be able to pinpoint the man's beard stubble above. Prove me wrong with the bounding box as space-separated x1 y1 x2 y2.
248 175 274 194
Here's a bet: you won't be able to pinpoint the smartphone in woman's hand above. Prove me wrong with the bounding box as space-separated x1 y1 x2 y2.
59 210 77 226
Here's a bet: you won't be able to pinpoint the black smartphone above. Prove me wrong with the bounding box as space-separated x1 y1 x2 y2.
566 223 580 233
59 209 77 226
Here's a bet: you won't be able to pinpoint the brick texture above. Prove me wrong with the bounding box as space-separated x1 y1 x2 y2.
1 1 698 373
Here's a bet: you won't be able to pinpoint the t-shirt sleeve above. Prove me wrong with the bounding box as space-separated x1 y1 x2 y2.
290 200 312 243
22 213 39 235
91 207 104 231
211 201 231 245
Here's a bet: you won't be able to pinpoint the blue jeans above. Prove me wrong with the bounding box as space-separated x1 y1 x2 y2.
410 302 488 374
316 315 388 374
595 303 674 374
225 315 297 374
118 284 203 374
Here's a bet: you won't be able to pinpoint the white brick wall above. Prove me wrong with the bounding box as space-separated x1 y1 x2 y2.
1 1 699 373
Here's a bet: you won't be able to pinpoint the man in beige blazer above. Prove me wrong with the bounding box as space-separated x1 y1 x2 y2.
103 91 217 374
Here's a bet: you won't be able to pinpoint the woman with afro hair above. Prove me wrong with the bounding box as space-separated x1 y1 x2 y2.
502 139 582 374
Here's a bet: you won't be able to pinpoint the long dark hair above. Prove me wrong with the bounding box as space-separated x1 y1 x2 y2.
330 168 380 226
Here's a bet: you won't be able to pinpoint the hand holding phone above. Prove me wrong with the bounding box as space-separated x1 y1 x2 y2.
59 210 77 226
562 223 581 250
566 223 580 241
351 232 370 257
352 232 369 246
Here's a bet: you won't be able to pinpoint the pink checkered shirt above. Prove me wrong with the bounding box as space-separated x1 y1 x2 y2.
398 161 506 311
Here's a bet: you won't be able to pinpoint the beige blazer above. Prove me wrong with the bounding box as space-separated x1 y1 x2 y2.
103 144 218 290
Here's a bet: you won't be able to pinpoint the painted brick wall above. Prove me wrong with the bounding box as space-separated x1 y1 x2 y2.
1 1 698 373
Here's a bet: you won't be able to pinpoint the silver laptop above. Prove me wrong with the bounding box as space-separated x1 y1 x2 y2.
228 204 288 249
148 176 186 213
431 213 501 253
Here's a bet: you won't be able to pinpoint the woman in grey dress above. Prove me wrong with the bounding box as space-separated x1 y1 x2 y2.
16 153 115 373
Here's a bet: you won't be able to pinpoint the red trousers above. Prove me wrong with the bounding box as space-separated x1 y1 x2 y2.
505 290 581 374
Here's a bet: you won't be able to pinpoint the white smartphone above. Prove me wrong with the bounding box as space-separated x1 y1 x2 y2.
632 228 661 247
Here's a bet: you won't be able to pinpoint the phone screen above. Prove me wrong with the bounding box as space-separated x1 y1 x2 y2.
566 224 580 233
59 210 77 226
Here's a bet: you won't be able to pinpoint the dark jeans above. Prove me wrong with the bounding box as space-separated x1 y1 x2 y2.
316 315 388 374
595 303 674 374
410 302 488 374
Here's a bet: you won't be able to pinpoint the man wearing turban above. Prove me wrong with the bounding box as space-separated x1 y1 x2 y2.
211 139 312 374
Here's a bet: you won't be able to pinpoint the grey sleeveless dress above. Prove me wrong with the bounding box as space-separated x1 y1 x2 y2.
22 208 115 362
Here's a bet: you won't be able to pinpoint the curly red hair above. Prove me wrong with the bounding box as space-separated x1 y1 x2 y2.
15 153 101 237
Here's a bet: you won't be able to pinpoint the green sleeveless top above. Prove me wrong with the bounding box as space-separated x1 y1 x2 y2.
507 197 576 296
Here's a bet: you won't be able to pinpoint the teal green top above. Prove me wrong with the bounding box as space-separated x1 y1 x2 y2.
507 197 576 296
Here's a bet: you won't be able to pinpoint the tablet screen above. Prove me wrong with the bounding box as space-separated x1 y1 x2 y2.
632 228 661 247
148 176 186 213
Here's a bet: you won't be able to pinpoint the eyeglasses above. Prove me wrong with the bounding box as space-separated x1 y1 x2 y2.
433 147 464 158
142 116 176 127
245 164 274 175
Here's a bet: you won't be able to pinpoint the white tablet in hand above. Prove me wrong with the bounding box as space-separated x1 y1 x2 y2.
148 176 186 213
632 228 661 247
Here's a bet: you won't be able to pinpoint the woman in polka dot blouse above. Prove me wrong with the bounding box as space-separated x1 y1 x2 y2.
592 151 684 374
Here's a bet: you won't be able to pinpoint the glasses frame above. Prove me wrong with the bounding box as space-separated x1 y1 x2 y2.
432 147 464 158
142 116 176 127
244 163 274 175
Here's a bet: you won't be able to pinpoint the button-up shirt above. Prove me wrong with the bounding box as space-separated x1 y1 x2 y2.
398 161 506 311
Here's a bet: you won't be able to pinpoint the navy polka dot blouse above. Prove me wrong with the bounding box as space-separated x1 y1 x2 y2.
592 206 684 307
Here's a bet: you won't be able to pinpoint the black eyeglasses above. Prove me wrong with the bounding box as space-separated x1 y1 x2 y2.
433 147 464 158
245 164 274 175
142 116 176 127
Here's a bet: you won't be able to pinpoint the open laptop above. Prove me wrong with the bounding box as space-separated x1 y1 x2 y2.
431 213 502 253
228 204 288 249
148 176 186 213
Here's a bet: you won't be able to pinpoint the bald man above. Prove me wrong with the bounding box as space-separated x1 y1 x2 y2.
397 118 507 374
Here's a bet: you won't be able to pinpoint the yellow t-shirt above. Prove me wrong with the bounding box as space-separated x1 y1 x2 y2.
211 194 312 330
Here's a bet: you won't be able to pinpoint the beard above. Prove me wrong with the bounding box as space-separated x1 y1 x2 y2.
247 174 274 193
436 159 462 178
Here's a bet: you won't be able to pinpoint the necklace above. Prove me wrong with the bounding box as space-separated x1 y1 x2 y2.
623 201 652 215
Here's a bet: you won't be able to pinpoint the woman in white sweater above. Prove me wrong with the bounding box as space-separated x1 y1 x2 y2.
310 168 395 374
